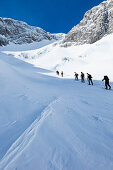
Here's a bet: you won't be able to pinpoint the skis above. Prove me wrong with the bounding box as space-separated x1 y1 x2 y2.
102 87 113 91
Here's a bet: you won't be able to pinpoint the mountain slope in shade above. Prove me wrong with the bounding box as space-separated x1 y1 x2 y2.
0 17 64 46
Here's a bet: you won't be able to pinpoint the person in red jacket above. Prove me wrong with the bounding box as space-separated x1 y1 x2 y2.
81 72 85 82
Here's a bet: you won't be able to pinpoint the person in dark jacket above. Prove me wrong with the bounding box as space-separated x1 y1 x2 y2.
102 76 111 89
74 72 79 80
56 70 59 76
87 73 93 85
61 71 63 77
81 72 85 82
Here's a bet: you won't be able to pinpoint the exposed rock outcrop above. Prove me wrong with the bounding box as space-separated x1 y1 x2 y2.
63 0 113 45
0 17 60 46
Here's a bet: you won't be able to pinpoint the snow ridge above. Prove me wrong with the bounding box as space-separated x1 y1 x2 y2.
0 97 59 169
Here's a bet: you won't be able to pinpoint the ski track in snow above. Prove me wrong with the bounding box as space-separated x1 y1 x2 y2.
0 97 60 170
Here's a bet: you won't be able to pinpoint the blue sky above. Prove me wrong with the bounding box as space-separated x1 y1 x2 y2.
0 0 103 33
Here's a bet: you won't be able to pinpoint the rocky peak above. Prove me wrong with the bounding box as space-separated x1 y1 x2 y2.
0 17 59 46
63 0 113 45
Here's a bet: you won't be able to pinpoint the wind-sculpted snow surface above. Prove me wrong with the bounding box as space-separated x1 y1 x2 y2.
0 47 113 170
63 0 113 45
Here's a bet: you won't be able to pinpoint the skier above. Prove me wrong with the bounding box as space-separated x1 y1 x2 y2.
102 76 111 89
87 73 93 85
56 70 59 76
61 71 63 77
74 72 79 80
81 72 85 82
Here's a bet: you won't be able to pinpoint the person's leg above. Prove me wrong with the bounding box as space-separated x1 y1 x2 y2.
91 79 93 85
108 81 111 89
109 85 111 89
108 83 111 89
88 80 90 85
105 82 108 89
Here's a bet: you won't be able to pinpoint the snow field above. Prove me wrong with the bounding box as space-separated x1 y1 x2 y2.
2 33 113 81
0 34 113 170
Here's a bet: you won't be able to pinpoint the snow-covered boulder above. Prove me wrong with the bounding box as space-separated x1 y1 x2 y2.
63 0 113 45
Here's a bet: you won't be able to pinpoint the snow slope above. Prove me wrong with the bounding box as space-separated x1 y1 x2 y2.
0 39 58 51
2 33 113 81
0 38 113 170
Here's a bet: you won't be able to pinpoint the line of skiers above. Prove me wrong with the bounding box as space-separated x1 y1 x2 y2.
74 72 93 85
56 70 111 90
74 72 111 89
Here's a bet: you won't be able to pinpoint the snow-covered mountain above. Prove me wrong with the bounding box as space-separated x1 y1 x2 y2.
0 17 64 46
63 0 113 45
0 0 113 169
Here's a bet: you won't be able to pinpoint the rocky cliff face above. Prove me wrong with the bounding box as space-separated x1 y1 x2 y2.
0 17 59 46
63 0 113 45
